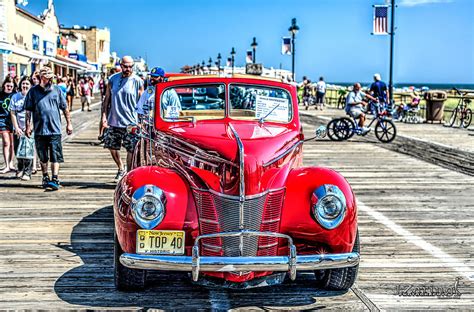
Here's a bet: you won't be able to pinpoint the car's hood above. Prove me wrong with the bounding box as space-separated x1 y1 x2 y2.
166 121 298 164
164 121 301 194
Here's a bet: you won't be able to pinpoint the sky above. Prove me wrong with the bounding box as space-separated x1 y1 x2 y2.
22 0 474 84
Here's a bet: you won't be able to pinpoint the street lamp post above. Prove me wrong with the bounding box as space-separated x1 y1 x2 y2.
288 18 299 82
201 61 205 74
216 53 222 75
251 37 258 64
208 57 213 74
230 47 236 75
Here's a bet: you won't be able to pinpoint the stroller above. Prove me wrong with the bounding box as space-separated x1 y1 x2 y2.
401 96 423 123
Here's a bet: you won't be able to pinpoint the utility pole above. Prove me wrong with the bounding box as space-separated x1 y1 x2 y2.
389 0 395 106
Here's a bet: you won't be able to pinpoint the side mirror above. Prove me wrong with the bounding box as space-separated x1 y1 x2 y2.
303 125 326 142
315 125 327 139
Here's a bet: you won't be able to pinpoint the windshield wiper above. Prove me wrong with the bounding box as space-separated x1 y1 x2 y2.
258 103 281 124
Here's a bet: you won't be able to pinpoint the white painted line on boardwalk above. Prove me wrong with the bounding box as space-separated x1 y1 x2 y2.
358 200 474 281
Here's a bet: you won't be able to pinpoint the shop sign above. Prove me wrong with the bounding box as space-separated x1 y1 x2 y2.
32 34 39 51
43 40 56 56
14 33 24 46
69 53 87 62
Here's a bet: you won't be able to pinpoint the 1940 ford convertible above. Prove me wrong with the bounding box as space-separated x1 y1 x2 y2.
113 75 359 290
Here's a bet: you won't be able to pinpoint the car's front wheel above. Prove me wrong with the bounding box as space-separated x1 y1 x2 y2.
114 232 146 291
314 230 359 291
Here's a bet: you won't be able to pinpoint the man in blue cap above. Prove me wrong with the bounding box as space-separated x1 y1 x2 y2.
136 67 181 119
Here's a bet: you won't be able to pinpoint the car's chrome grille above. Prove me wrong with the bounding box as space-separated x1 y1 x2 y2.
193 189 285 257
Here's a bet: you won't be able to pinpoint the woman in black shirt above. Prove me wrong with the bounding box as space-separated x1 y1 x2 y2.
0 76 15 173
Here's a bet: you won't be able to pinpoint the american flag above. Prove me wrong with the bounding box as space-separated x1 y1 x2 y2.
246 50 253 63
373 5 388 35
281 37 292 55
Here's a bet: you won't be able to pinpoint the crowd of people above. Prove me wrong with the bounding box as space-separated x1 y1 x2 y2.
0 66 107 189
0 54 176 190
300 76 327 110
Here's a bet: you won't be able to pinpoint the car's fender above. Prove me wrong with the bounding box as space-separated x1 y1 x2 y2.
281 167 358 253
114 166 190 253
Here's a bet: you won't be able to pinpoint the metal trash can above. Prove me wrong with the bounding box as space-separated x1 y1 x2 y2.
424 90 447 123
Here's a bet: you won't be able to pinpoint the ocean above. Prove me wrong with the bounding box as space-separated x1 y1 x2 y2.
330 82 474 91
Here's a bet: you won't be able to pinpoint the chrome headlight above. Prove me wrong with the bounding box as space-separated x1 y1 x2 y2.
311 184 346 229
131 184 166 229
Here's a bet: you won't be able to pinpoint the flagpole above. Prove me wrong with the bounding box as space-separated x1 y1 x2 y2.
389 0 395 106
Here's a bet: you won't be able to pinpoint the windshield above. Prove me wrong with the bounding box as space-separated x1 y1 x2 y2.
161 84 225 121
229 84 292 123
160 83 292 123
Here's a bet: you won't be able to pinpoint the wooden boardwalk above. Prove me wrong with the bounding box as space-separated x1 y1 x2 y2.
0 107 473 310
301 107 474 176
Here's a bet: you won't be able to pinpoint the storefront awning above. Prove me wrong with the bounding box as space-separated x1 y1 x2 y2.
0 41 46 60
48 56 95 71
0 41 12 54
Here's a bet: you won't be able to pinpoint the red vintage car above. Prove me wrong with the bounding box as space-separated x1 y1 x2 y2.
114 75 359 290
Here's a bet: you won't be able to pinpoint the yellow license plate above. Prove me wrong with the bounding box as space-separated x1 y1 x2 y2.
136 230 185 255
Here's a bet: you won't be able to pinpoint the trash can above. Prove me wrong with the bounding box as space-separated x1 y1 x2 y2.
424 90 447 123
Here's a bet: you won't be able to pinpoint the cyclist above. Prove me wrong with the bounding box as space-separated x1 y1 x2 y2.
345 83 378 135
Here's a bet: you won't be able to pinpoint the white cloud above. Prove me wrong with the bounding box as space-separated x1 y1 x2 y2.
399 0 453 7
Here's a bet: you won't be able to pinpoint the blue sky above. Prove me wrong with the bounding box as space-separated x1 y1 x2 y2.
24 0 473 84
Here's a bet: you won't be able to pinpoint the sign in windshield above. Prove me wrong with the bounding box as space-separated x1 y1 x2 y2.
230 85 292 123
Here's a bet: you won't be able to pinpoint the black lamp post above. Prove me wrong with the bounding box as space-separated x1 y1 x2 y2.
216 53 222 74
230 47 236 75
288 18 299 81
208 57 213 74
251 37 258 63
201 61 205 74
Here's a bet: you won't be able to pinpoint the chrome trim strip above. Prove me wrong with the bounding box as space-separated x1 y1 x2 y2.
259 242 278 248
263 140 303 167
261 218 281 224
228 124 245 232
201 243 222 251
155 131 237 167
199 218 219 225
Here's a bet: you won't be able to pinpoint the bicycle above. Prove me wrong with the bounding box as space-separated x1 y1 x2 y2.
327 100 397 143
448 88 472 128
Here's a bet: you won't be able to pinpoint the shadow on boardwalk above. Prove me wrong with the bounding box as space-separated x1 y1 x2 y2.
53 206 346 310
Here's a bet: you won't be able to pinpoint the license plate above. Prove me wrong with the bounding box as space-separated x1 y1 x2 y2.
136 230 185 255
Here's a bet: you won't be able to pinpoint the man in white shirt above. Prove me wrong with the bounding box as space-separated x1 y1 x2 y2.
345 83 377 135
315 76 326 110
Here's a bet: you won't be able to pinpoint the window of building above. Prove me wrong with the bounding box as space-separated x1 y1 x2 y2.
99 40 105 52
81 40 87 55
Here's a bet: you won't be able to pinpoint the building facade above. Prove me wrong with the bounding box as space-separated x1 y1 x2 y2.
0 0 93 81
60 25 110 72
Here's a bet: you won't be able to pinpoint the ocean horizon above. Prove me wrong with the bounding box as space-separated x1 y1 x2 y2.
330 82 474 90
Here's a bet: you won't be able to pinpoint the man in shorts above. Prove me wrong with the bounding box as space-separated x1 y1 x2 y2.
100 56 144 182
25 66 73 190
345 83 377 135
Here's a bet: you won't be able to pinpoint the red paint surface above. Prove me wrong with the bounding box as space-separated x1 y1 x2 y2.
114 76 358 283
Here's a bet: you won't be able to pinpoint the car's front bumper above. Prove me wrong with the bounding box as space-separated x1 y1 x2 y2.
120 230 360 281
